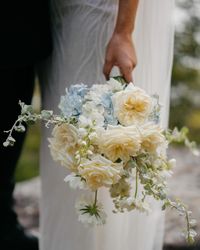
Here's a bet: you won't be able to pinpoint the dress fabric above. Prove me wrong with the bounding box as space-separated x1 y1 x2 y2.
39 0 175 250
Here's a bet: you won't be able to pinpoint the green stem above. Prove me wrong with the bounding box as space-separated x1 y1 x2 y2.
134 168 138 199
94 190 98 207
186 211 191 243
113 75 127 84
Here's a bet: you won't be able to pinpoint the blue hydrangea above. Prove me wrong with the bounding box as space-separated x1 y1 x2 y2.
148 94 161 124
58 83 88 117
101 92 118 126
69 84 88 98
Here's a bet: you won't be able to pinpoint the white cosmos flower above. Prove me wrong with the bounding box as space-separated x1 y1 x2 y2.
75 196 107 226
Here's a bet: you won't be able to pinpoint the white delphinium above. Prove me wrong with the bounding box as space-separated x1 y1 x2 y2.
78 127 88 137
168 158 176 169
64 173 87 190
85 84 110 104
119 197 151 214
79 101 105 127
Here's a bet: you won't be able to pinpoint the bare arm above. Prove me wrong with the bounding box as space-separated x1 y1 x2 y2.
103 0 139 82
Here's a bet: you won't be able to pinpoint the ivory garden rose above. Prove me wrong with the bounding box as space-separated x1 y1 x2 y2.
139 123 167 155
78 155 123 190
112 83 152 126
48 123 79 171
97 125 141 162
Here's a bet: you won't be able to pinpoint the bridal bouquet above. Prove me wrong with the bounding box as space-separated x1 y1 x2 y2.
3 77 198 243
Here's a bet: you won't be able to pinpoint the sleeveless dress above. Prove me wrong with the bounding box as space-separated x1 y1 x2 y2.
39 0 175 249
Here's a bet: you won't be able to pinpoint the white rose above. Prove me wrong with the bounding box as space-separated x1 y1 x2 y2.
50 123 78 150
112 84 152 126
97 125 141 162
78 155 123 190
48 123 79 170
48 142 78 171
140 123 167 154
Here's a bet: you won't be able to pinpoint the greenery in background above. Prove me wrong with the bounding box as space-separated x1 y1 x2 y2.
15 82 41 182
15 124 40 182
15 0 200 182
169 0 200 143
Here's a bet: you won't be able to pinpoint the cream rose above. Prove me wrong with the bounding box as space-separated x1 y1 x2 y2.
97 125 141 162
140 123 167 154
48 123 79 170
112 84 152 126
48 139 78 171
78 155 123 190
50 123 78 149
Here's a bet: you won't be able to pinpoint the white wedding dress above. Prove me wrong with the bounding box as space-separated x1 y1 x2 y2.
39 0 175 250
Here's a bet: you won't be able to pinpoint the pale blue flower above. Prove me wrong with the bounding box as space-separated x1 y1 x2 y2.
69 83 88 98
101 92 118 126
148 94 161 124
101 92 112 109
58 83 88 117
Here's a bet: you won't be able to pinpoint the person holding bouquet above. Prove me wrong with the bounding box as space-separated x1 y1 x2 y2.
38 0 175 249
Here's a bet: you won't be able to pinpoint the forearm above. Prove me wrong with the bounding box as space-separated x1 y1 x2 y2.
114 0 139 36
103 0 139 81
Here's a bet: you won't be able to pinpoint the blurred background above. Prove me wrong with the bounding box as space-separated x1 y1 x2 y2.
14 0 200 249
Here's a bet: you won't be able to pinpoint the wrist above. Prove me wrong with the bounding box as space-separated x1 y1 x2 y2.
111 31 132 42
114 25 134 36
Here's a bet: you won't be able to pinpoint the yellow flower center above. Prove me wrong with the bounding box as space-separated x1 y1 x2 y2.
113 144 123 154
124 97 146 112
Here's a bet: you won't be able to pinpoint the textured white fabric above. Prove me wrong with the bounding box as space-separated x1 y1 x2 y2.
39 0 175 249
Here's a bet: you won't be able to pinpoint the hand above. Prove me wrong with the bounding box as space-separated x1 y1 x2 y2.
103 33 137 83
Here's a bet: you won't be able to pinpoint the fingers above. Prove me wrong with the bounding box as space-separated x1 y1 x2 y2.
119 61 136 83
103 59 113 80
120 66 133 83
103 56 137 82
